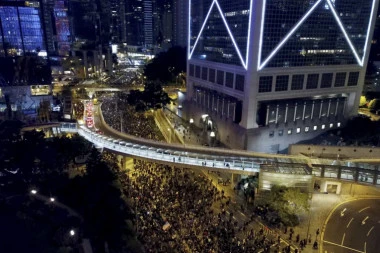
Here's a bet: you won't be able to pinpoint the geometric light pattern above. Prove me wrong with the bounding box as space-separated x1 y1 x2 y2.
188 0 253 69
258 0 377 70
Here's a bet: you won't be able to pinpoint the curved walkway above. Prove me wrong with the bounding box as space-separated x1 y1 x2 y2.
76 105 380 179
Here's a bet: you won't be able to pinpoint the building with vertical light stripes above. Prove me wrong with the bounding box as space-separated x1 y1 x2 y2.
185 0 379 153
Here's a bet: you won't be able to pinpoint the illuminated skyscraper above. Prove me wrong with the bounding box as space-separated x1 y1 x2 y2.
186 0 379 152
0 0 47 56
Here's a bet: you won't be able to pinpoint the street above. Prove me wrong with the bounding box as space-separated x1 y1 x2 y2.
322 199 380 253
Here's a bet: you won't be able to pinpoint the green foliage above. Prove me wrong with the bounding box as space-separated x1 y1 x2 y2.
126 81 172 112
368 99 380 111
258 185 309 227
144 46 186 82
359 96 367 107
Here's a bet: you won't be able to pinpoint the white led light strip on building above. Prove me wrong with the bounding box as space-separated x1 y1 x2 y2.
188 0 253 70
258 0 377 70
258 0 323 70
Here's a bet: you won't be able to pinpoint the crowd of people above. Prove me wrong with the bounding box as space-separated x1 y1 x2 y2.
101 98 164 141
116 161 287 253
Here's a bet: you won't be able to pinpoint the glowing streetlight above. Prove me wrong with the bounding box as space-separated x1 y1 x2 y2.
210 131 215 137
50 197 55 202
189 118 194 124
30 189 37 195
70 230 75 236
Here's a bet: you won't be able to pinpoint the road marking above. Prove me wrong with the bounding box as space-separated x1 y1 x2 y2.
347 218 354 228
367 226 374 236
364 241 367 253
362 216 369 225
341 208 347 217
324 240 365 253
359 206 370 213
341 233 346 245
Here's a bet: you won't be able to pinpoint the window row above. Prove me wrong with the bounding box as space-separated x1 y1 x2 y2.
269 122 341 137
258 72 360 93
189 64 245 92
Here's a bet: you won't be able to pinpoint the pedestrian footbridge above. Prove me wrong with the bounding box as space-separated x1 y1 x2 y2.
78 126 262 175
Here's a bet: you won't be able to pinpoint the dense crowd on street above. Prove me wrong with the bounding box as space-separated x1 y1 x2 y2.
101 99 164 141
116 161 289 253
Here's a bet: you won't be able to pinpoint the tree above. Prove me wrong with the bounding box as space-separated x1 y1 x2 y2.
368 99 380 112
126 81 172 112
282 187 309 214
359 96 367 107
257 185 309 226
144 46 186 83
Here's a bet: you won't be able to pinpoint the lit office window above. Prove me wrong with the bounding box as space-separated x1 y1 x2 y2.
321 124 326 129
288 129 292 135
337 122 341 127
329 123 334 128
296 127 301 133
313 125 317 131
305 126 309 132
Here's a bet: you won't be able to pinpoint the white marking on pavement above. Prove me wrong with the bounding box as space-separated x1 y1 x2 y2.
324 240 365 253
364 241 367 253
362 216 369 225
341 208 347 217
347 218 354 228
359 206 370 213
341 233 346 245
367 226 374 236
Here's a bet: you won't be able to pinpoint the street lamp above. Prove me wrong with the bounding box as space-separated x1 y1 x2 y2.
210 131 215 137
189 118 194 124
70 230 75 236
30 189 37 195
50 197 55 202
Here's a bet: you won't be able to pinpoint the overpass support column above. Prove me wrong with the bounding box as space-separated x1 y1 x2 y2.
231 173 241 189
374 169 379 185
354 168 359 183
337 166 342 180
320 166 325 178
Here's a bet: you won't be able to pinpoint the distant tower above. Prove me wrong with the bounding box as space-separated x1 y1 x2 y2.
173 0 188 47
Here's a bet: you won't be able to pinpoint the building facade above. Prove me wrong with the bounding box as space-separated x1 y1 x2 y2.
0 0 47 56
185 0 379 153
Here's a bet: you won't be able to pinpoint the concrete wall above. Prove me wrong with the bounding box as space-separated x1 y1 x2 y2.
289 144 380 159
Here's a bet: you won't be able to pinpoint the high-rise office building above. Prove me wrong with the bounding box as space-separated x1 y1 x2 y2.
53 0 71 56
185 0 379 153
110 0 126 43
0 0 47 56
173 0 188 47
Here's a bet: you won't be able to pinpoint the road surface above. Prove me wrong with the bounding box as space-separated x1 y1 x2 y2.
322 199 380 253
